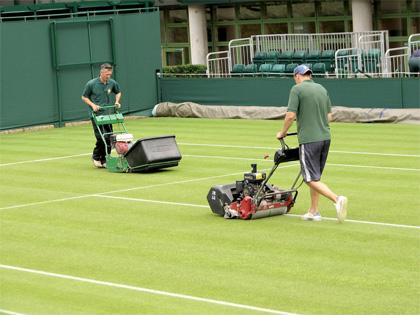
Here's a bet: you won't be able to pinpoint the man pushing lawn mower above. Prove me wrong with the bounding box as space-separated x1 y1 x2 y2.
277 64 348 222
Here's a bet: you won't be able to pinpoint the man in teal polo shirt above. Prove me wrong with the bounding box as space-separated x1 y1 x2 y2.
82 63 122 168
277 65 348 222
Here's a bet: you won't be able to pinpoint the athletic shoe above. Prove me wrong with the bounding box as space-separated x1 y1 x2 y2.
335 196 348 222
302 212 322 221
93 159 104 168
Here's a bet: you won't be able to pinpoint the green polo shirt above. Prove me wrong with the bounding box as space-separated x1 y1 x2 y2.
82 77 121 113
287 79 332 144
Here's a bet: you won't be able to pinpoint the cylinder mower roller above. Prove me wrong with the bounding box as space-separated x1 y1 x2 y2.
207 133 301 219
92 105 182 172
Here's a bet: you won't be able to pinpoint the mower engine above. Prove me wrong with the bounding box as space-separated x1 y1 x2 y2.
207 164 297 220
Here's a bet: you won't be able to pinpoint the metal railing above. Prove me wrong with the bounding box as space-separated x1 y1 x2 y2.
408 33 420 55
383 33 419 78
207 31 390 78
206 50 229 78
384 47 410 78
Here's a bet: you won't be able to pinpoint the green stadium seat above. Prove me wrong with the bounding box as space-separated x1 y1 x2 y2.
285 63 299 74
259 63 273 74
306 50 321 64
231 64 245 74
320 50 335 72
312 62 327 76
244 63 259 73
278 50 294 65
292 50 307 64
271 64 286 75
253 52 268 66
362 49 381 73
265 51 280 64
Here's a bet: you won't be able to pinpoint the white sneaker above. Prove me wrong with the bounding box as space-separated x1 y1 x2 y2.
335 196 348 222
93 159 104 168
302 212 322 221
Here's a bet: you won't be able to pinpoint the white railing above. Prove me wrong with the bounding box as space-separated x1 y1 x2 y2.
408 33 420 56
228 37 253 71
384 47 410 78
252 31 388 54
334 48 362 78
206 51 229 78
207 31 390 77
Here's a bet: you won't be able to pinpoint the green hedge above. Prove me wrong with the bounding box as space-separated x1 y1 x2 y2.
163 64 207 75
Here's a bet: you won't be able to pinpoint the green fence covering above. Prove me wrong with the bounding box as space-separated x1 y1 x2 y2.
0 9 161 130
159 77 420 109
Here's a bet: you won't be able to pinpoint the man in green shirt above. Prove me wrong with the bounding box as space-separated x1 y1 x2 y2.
82 63 122 168
277 65 348 222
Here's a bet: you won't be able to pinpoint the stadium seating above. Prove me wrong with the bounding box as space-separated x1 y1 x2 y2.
265 51 280 64
306 50 321 64
362 48 381 73
292 50 307 64
312 62 327 76
278 50 294 65
259 63 273 74
271 64 286 75
285 63 299 74
231 64 245 74
253 52 268 67
319 50 335 72
244 63 259 73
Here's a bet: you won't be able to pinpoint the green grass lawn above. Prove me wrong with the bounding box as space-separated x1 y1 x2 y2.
0 118 419 315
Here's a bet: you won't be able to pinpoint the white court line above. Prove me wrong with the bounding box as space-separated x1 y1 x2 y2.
0 167 293 211
0 264 299 315
184 154 420 171
0 153 90 167
96 195 420 230
0 310 27 315
1 143 419 168
179 142 420 158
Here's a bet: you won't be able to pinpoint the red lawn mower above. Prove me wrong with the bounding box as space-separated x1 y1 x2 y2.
207 133 302 219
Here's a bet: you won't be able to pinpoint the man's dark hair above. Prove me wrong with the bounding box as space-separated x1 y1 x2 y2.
100 63 113 70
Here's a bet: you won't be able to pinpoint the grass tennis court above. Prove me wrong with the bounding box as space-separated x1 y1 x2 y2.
1 118 419 315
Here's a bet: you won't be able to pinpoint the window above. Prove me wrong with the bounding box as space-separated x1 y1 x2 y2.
168 9 188 23
291 2 315 17
380 18 407 37
320 21 345 33
165 47 190 66
293 21 315 33
240 24 261 37
167 27 189 43
216 6 235 21
379 0 407 14
412 17 419 33
266 3 288 18
239 4 261 20
217 25 235 42
319 1 345 16
264 23 288 34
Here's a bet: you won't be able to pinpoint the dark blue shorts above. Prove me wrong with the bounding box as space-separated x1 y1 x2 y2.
299 140 331 183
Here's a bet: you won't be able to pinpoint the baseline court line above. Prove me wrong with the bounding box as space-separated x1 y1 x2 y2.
97 195 420 230
0 167 288 211
178 143 420 158
1 143 418 168
0 264 299 315
0 153 90 167
0 309 28 315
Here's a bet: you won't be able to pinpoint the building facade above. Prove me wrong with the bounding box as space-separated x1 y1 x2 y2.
2 0 419 66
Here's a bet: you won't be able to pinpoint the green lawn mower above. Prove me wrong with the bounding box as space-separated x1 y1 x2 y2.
92 105 182 172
